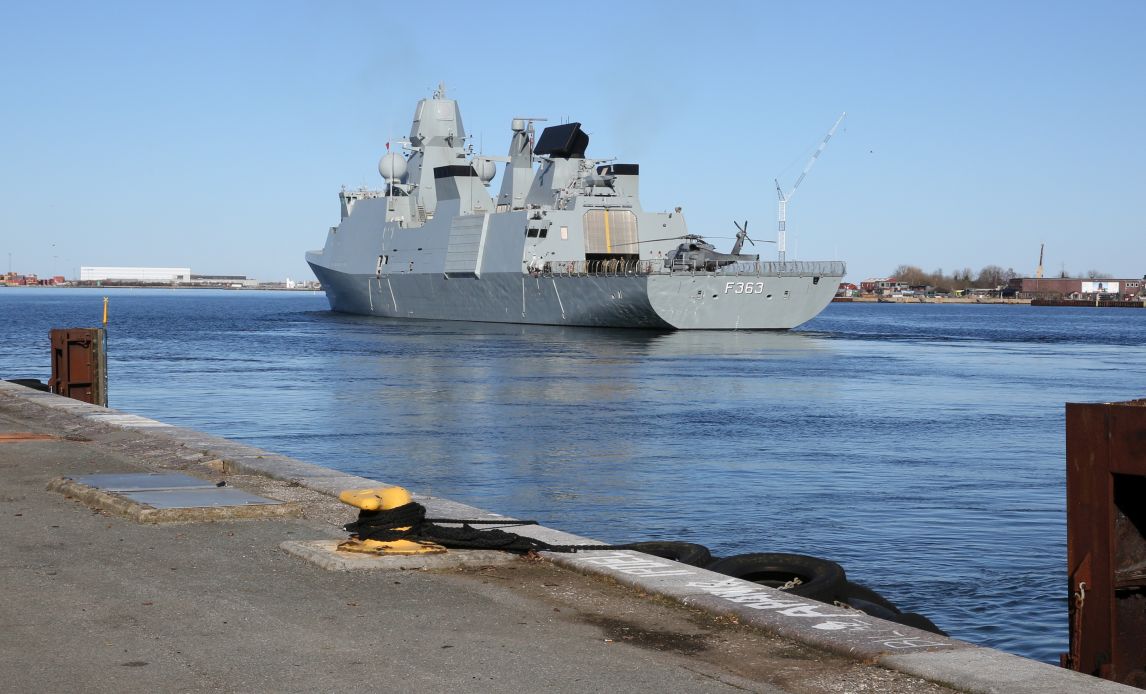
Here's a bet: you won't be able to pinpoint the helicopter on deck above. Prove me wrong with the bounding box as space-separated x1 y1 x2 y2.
664 222 765 271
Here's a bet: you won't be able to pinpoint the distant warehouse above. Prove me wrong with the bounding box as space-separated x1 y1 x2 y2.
78 267 256 287
1008 276 1145 300
80 267 191 282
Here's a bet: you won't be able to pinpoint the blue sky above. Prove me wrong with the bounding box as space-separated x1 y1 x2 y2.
2 1 1142 282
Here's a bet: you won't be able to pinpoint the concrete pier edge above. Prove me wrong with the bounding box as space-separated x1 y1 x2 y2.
1 381 1136 694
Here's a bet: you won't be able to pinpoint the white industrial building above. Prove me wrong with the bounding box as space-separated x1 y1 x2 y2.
80 267 192 282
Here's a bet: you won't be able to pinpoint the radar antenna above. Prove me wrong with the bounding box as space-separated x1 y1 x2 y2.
775 112 846 261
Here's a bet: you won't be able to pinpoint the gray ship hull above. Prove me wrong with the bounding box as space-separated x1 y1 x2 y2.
307 87 846 331
308 261 843 330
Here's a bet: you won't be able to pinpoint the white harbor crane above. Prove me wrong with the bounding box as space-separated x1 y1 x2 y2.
775 112 846 261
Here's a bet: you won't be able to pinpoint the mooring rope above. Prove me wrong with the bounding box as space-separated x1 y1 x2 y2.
343 502 616 553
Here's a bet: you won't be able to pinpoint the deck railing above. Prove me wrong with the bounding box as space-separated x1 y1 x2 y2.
529 259 846 278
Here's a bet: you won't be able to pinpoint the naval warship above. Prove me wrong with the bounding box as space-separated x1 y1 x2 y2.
306 85 845 329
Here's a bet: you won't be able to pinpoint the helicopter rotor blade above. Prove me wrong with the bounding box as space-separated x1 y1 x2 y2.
610 234 703 248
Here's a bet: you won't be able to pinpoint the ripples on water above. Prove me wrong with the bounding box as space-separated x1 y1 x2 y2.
4 288 1145 662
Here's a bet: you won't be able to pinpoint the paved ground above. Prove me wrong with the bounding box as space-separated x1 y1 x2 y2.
0 389 958 694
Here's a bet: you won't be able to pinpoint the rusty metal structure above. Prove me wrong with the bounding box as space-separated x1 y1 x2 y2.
1063 399 1146 688
49 328 107 407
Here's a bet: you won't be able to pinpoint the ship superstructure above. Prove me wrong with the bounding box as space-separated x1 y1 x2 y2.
306 85 844 329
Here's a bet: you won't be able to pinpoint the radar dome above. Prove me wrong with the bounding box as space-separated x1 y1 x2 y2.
378 152 408 182
473 158 496 183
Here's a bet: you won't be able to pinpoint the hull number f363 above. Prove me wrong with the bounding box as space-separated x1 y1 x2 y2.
725 281 765 294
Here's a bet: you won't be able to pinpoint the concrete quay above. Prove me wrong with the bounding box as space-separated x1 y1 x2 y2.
0 381 1134 693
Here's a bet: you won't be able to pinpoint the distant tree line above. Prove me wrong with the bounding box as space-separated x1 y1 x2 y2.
889 265 1114 292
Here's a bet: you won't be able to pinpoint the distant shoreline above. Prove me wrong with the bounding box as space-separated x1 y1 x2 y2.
835 296 1145 307
0 284 320 292
835 296 1030 304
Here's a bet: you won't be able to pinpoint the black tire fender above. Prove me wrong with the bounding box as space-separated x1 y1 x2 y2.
705 553 846 602
839 581 901 614
620 541 713 567
844 597 899 621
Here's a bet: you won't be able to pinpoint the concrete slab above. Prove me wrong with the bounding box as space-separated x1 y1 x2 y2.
550 550 964 662
120 487 283 509
287 474 392 497
280 539 519 572
83 413 173 428
47 476 304 523
881 648 1145 694
75 472 217 491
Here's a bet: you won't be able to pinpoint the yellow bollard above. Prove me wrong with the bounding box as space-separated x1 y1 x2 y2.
338 486 412 511
336 486 446 556
102 297 108 325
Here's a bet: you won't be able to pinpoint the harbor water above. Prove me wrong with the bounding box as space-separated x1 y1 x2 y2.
4 287 1145 663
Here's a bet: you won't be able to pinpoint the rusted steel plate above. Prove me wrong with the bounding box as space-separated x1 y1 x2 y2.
0 432 58 442
49 327 107 406
1064 399 1146 687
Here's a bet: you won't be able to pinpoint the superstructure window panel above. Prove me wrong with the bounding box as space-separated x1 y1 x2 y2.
584 210 606 253
583 209 637 254
609 210 637 250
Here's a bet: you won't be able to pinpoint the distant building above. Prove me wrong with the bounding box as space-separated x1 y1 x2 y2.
80 266 191 282
859 277 907 295
1009 276 1145 300
3 273 67 286
189 274 257 287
